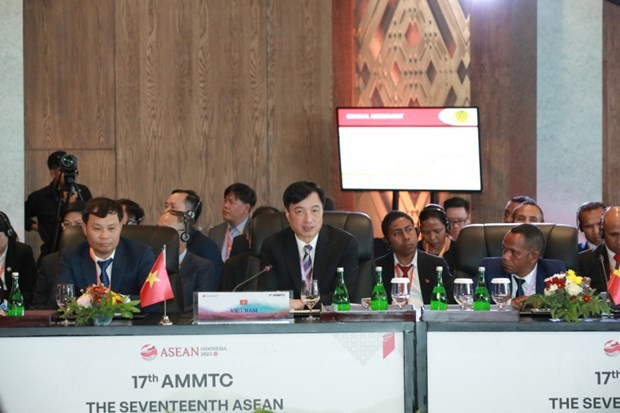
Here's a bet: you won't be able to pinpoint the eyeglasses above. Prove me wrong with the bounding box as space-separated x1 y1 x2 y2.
447 218 468 226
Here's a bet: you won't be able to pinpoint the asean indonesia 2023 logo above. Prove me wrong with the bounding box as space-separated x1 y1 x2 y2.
139 343 228 361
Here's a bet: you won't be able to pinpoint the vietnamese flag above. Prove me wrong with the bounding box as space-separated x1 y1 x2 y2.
608 269 620 305
140 250 174 307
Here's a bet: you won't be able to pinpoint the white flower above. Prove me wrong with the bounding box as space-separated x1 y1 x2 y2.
565 281 583 296
76 294 92 308
544 284 559 296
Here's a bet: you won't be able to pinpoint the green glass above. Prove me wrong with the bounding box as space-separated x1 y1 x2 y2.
7 273 24 317
332 267 351 311
430 266 448 310
371 267 388 310
473 266 491 311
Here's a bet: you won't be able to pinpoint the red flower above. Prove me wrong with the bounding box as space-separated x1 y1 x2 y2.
570 296 577 301
584 295 591 303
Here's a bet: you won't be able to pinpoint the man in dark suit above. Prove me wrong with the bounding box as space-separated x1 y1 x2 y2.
576 201 606 253
55 198 155 308
164 189 223 284
208 183 257 262
158 211 217 311
0 212 37 307
25 151 92 258
259 181 358 307
375 211 452 306
480 223 566 309
579 206 620 298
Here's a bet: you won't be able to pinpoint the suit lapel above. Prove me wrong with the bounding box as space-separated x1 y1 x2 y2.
416 254 435 303
79 245 98 288
110 241 127 291
313 227 330 285
283 229 303 293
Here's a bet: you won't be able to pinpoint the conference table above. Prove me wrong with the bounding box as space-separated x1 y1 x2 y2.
1 311 619 413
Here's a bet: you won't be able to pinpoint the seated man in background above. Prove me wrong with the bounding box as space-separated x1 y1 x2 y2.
480 224 566 309
510 200 544 223
208 183 257 262
258 181 358 308
164 189 222 284
578 206 620 297
118 198 145 225
376 211 452 306
503 195 536 223
576 201 606 252
0 211 37 308
443 196 471 240
418 204 457 273
33 201 85 309
158 211 217 311
55 198 155 309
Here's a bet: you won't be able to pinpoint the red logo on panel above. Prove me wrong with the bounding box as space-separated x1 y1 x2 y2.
140 344 158 361
603 340 620 357
383 333 395 359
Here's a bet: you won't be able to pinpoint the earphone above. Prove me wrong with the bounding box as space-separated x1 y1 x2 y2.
419 203 451 232
185 199 201 221
180 213 192 243
0 212 16 238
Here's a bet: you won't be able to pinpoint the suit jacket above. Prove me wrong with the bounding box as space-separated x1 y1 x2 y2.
374 252 453 305
418 239 458 274
578 244 611 294
1 240 38 308
33 251 60 309
480 257 567 295
179 251 217 311
186 230 223 285
55 237 155 306
208 218 251 258
578 241 590 253
258 225 359 304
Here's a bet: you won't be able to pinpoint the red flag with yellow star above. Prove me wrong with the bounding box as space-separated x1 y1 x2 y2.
140 250 174 307
609 269 620 305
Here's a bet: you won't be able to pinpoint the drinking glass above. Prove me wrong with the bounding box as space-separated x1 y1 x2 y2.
491 278 511 310
300 280 320 321
56 284 75 310
453 279 473 310
391 278 410 309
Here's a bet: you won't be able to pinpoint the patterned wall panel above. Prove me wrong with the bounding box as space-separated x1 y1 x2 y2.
352 0 471 234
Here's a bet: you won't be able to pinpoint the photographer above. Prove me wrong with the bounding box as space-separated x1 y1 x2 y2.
24 151 92 259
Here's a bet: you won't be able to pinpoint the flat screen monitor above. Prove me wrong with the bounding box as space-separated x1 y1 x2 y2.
336 107 482 191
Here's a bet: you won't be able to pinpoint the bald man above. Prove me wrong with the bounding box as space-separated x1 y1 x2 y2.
578 206 620 300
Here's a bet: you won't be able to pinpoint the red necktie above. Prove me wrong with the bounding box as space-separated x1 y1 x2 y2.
614 253 620 270
396 264 412 279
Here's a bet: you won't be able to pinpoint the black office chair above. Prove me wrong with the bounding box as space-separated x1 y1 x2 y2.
455 223 579 279
58 225 184 312
248 211 374 302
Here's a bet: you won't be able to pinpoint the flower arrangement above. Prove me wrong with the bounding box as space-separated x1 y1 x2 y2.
60 284 141 326
524 270 610 322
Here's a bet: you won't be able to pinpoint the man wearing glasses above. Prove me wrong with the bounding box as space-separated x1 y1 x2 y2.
444 197 471 240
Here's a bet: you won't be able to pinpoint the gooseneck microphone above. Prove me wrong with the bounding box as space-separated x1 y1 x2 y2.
599 254 610 284
232 265 273 292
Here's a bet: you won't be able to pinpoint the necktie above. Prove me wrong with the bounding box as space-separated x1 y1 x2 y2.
514 276 525 297
98 258 113 288
302 245 313 282
396 264 412 279
224 226 240 261
614 253 620 270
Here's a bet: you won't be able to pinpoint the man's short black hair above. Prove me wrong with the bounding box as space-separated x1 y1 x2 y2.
444 196 470 213
47 151 67 169
577 201 606 219
83 197 123 224
509 223 545 255
171 189 202 220
61 200 86 219
282 181 326 209
381 210 414 238
118 198 145 224
224 183 257 208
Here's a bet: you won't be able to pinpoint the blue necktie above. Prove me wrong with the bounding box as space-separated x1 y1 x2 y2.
98 258 113 288
514 276 525 297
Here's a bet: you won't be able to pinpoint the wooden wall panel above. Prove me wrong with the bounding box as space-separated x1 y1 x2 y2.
469 0 537 223
603 1 620 205
24 0 115 150
266 0 334 207
115 0 268 227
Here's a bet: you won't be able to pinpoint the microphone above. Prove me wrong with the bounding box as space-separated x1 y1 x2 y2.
599 254 609 284
232 265 273 292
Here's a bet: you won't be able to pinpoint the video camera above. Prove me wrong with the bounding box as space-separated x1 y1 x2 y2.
60 153 78 174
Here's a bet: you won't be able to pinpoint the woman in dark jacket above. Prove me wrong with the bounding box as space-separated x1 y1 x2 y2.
0 212 37 308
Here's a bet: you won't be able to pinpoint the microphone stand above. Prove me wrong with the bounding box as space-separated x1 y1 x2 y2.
232 265 273 292
159 244 173 325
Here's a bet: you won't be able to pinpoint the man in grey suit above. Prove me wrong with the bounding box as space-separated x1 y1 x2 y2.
208 183 256 262
158 211 217 311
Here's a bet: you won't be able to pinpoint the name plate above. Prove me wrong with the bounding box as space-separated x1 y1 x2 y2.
193 291 292 324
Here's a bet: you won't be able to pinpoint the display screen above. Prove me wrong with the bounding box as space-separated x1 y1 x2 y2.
337 107 482 191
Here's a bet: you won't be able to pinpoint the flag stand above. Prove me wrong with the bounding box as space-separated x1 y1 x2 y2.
159 300 173 326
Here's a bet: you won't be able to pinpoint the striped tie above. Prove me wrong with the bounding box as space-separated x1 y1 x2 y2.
302 245 313 282
98 258 113 288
